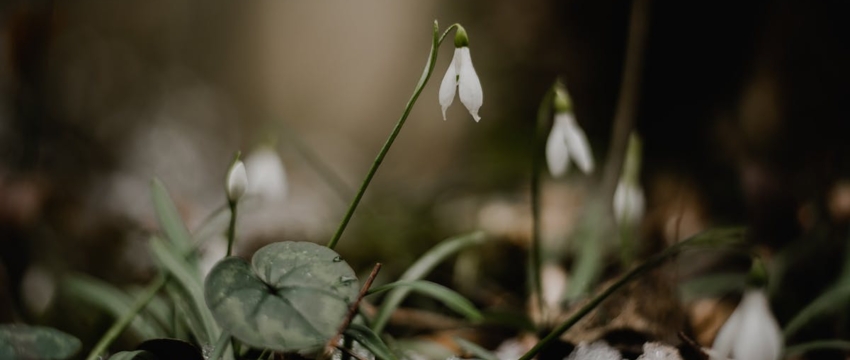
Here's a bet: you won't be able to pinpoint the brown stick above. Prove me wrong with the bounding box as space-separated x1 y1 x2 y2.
323 263 383 359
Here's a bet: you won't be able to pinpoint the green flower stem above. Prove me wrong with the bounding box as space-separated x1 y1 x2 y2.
530 86 555 325
327 21 458 250
209 331 232 360
226 200 237 256
518 227 745 360
85 273 168 360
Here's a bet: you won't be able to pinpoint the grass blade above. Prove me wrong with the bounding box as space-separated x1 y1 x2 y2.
454 337 498 360
150 236 219 346
63 274 165 339
344 324 399 360
368 280 482 323
151 178 197 267
371 231 486 333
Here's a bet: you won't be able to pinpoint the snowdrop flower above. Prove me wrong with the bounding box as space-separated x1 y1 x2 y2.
613 133 645 225
244 146 287 201
545 87 594 176
710 288 783 360
439 26 483 122
225 158 247 203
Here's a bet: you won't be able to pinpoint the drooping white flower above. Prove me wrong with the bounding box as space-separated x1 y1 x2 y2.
439 26 483 122
244 146 287 201
225 159 247 202
613 133 645 225
710 289 783 360
613 180 645 225
545 112 594 177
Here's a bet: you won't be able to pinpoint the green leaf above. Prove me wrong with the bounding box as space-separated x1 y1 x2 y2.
204 241 359 352
151 178 197 265
454 337 498 360
371 231 486 333
62 274 166 339
678 272 748 302
344 324 399 360
0 325 82 360
784 283 850 339
108 350 158 360
368 280 482 322
150 236 219 346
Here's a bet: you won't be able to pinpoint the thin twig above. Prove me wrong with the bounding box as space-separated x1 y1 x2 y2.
677 331 709 360
323 263 383 359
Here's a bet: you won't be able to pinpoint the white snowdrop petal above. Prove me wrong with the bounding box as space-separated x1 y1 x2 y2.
244 147 287 201
457 47 483 122
545 118 570 177
711 289 782 360
614 181 645 225
559 113 595 174
734 290 782 360
226 160 248 202
711 305 742 360
438 49 461 120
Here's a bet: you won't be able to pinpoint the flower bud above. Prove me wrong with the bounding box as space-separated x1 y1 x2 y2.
226 159 248 203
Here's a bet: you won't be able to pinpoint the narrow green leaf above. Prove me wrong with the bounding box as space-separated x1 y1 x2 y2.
784 283 850 339
151 178 197 266
371 231 486 333
678 272 748 302
368 280 482 322
0 325 82 360
454 337 498 360
150 236 219 346
62 274 165 339
344 324 399 360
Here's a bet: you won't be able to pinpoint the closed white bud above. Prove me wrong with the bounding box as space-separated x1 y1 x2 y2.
226 159 248 202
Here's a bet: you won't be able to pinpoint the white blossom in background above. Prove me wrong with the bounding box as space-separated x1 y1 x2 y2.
225 159 247 202
710 289 783 360
613 133 645 225
439 26 483 122
545 87 594 177
244 146 288 202
565 341 623 360
636 342 682 360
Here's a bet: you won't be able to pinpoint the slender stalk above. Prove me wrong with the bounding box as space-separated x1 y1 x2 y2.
327 21 458 250
85 274 168 360
226 200 237 256
530 86 555 325
518 227 745 360
209 331 232 360
323 263 383 359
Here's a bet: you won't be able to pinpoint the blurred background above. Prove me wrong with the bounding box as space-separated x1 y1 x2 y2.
3 0 850 357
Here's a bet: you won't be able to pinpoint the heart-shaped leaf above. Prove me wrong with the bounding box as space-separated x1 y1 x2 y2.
0 325 81 360
205 241 359 352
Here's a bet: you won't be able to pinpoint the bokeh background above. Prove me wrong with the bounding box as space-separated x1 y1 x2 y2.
3 0 850 358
